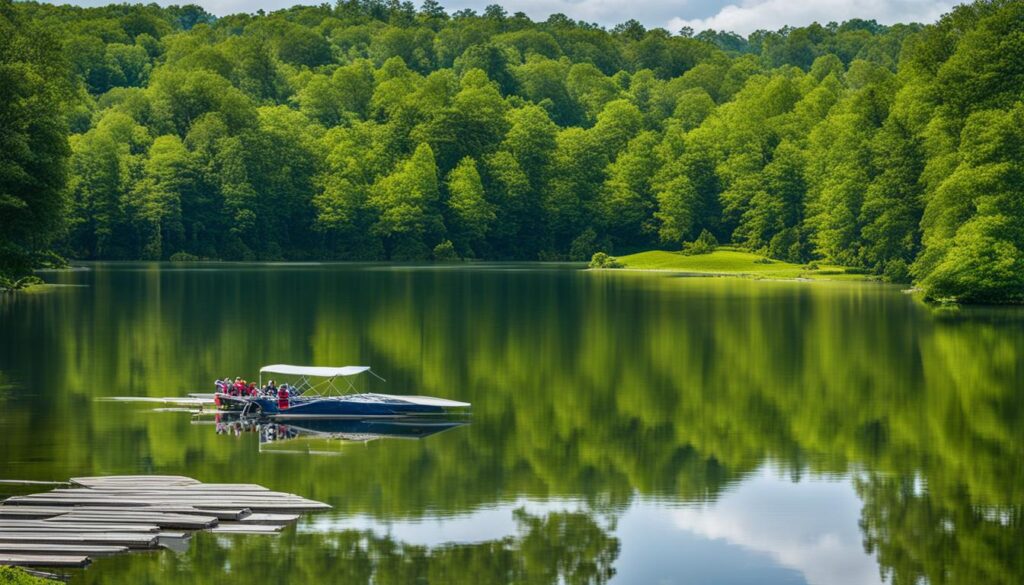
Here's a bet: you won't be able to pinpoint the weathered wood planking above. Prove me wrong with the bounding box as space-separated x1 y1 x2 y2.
0 532 159 548
182 507 252 519
0 474 328 568
54 484 270 493
0 543 128 555
0 554 91 568
239 513 300 524
69 476 200 489
209 524 283 534
0 507 70 519
74 507 246 521
0 505 250 521
56 485 282 492
39 492 315 503
9 497 311 505
0 521 160 532
5 497 329 512
54 513 217 529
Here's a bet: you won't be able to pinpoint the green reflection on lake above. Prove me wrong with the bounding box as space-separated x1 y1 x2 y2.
1 264 1022 584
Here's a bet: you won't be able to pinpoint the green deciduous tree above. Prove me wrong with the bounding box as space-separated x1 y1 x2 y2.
369 143 445 259
0 0 72 283
128 135 192 259
916 106 1024 302
8 0 1024 302
599 131 659 248
445 156 495 257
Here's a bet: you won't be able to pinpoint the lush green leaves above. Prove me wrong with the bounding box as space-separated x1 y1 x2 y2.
6 0 1024 300
0 0 71 282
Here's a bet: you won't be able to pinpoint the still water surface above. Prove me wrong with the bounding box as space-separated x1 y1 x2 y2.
1 263 1022 584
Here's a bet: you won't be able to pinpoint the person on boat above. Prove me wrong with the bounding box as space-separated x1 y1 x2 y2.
247 382 258 396
215 379 227 394
233 377 246 395
277 383 290 410
263 380 277 397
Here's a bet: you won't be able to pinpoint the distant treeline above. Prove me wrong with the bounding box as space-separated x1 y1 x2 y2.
1 0 1023 300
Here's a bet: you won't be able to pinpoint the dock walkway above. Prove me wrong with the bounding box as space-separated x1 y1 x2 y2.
0 475 329 574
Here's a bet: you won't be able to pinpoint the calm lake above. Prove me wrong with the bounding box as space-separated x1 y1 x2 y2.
1 263 1022 584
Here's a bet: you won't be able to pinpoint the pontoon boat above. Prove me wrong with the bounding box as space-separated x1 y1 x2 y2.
215 364 470 419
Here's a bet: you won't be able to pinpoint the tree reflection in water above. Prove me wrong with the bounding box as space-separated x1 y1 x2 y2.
0 265 1022 584
77 510 619 585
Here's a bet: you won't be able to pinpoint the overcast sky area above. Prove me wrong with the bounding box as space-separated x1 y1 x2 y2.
59 0 963 36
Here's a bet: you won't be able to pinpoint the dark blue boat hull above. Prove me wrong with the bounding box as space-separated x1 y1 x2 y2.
271 418 466 438
246 396 445 418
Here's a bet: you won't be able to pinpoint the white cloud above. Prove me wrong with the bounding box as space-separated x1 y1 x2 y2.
671 466 882 585
668 0 960 36
65 0 960 33
444 0 706 27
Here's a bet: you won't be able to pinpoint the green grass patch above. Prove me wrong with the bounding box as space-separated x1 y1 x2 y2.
0 567 54 584
609 247 871 281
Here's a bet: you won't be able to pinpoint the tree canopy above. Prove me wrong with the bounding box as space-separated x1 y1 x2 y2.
4 0 1024 300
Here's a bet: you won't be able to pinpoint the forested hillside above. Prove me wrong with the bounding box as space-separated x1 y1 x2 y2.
0 0 72 288
2 0 1023 301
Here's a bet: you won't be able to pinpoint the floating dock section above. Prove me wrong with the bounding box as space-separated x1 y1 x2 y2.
0 475 328 571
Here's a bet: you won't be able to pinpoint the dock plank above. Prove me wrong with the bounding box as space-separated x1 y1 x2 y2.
56 513 217 529
5 497 329 512
240 513 299 524
0 543 127 556
0 554 91 568
0 505 249 521
0 475 326 567
209 524 283 534
71 475 200 486
0 507 66 519
52 485 269 494
0 480 69 487
0 532 158 548
0 521 159 532
16 492 316 502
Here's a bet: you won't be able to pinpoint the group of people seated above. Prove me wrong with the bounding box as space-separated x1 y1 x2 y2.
215 377 295 398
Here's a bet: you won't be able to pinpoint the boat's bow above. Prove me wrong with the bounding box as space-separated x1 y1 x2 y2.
364 394 471 408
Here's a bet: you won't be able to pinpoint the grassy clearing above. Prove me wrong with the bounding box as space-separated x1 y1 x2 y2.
0 567 53 584
606 247 872 281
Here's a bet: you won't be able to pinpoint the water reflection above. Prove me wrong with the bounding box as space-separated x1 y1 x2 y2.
208 413 468 454
77 508 620 585
0 263 1022 584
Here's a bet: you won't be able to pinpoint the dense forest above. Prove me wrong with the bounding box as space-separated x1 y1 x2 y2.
1 0 1023 301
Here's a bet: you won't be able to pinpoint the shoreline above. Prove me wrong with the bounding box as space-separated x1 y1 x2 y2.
598 248 878 284
587 266 880 283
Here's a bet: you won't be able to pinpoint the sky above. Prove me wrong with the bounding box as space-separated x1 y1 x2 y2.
311 465 882 585
62 0 963 35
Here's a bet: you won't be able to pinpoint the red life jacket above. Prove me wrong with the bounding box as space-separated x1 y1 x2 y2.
277 386 289 410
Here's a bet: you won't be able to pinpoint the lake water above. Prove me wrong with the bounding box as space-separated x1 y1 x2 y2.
1 263 1022 584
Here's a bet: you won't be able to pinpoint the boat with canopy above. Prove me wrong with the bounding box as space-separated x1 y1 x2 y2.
215 364 470 419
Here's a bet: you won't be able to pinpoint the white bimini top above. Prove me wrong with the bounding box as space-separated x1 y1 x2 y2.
259 364 371 378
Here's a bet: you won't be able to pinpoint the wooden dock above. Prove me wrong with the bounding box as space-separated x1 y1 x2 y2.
0 554 91 568
0 475 329 572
